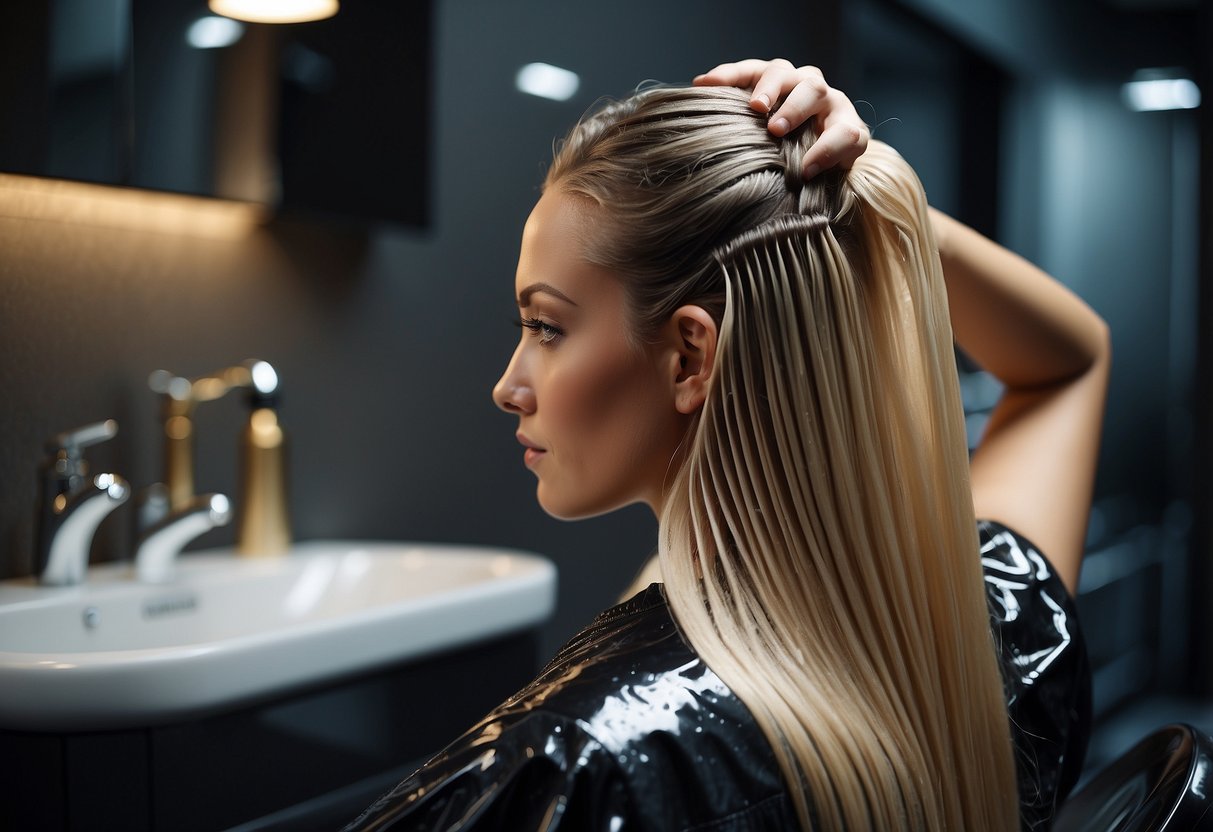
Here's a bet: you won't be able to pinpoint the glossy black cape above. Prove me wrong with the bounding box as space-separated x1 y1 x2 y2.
345 520 1090 831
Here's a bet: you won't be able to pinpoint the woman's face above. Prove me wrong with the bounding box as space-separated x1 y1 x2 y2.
492 190 688 519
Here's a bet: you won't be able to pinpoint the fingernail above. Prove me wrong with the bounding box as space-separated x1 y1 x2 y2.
756 93 771 111
770 117 790 135
693 74 705 82
804 163 822 179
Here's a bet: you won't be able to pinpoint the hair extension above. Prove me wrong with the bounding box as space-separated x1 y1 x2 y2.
547 86 1017 830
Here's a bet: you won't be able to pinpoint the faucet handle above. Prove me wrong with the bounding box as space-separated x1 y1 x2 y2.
44 420 119 487
36 420 127 585
47 419 118 457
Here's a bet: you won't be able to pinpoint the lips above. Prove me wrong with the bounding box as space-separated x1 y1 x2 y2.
517 433 547 467
524 448 546 466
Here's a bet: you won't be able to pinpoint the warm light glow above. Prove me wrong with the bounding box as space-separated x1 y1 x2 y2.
1122 73 1201 112
249 408 284 445
186 16 245 49
0 174 266 239
516 62 580 102
208 0 338 24
166 416 193 441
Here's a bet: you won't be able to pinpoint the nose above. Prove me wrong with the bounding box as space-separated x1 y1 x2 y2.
493 343 536 415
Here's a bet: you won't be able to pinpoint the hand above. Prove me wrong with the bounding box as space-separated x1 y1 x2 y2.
693 59 869 178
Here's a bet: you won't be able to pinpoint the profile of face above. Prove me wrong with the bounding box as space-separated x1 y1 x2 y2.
492 190 711 520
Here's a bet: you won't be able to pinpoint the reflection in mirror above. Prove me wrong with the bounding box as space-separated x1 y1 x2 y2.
133 0 280 202
47 0 130 186
1 1 431 226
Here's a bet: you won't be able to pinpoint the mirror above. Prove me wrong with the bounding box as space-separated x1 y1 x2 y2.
0 0 432 226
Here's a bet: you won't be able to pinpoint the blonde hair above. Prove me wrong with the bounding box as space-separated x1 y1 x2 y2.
546 86 1017 830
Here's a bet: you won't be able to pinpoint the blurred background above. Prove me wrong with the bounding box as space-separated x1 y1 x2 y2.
0 0 1208 782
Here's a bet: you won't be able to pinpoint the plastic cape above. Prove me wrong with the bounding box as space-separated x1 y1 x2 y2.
981 520 1092 830
344 520 1090 831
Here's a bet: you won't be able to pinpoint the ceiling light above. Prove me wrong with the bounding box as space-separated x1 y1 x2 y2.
1122 70 1200 112
208 0 339 24
516 63 580 102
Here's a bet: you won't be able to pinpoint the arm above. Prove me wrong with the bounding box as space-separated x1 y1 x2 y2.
697 59 1110 593
932 208 1110 595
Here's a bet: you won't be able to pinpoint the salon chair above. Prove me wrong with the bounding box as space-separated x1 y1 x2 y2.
1053 723 1213 831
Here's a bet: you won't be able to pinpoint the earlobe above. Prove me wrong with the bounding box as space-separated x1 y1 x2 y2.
669 305 718 415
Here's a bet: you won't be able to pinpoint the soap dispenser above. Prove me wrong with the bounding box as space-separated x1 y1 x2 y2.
238 361 290 556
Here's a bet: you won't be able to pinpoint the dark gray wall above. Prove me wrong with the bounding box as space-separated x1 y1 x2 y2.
882 0 1204 711
1194 0 1213 691
0 0 834 657
4 0 1202 676
886 0 1201 531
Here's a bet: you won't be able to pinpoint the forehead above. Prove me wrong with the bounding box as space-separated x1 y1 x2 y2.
516 190 646 347
514 192 625 309
516 190 602 289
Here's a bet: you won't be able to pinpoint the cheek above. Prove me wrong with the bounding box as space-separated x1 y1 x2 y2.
547 350 630 436
546 344 666 459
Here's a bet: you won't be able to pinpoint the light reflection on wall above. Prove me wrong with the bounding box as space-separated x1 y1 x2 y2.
0 173 266 240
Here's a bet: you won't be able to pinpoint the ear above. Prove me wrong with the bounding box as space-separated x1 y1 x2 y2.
663 305 718 415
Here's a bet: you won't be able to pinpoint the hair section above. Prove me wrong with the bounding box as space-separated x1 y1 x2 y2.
548 87 1018 830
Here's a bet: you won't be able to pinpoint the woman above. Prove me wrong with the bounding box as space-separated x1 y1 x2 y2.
345 60 1108 831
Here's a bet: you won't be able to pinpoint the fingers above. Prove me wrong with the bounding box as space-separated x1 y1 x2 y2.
695 58 870 177
746 58 806 114
802 121 869 177
693 59 774 91
695 58 816 117
766 74 829 135
757 70 871 174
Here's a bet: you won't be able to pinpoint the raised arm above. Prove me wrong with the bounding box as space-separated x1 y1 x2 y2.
932 209 1110 595
696 60 1111 593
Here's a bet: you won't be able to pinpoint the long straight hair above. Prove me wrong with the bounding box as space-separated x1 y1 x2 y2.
547 86 1017 830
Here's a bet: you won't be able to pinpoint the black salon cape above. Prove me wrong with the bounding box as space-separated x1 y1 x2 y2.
343 520 1091 831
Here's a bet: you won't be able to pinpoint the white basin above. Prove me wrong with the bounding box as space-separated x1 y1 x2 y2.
0 541 556 731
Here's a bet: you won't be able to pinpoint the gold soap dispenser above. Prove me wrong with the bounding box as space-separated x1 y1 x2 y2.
148 359 291 557
238 361 290 556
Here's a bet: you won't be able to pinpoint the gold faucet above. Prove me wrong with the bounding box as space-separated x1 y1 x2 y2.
148 360 290 556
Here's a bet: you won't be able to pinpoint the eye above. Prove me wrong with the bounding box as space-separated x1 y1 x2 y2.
516 316 565 346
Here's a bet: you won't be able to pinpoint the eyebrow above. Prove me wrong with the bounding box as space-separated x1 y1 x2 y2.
518 282 579 308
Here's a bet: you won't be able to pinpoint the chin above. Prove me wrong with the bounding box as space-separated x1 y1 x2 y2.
536 489 598 521
536 482 639 521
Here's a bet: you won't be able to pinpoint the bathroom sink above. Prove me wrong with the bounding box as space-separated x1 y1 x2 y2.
0 541 556 731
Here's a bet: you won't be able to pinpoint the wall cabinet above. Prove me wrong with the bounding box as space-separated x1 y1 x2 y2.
0 630 538 830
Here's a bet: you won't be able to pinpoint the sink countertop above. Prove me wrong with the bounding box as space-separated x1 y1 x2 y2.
0 541 557 731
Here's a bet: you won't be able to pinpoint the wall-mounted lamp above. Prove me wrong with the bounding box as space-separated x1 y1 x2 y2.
208 0 339 25
516 62 580 102
1122 69 1201 112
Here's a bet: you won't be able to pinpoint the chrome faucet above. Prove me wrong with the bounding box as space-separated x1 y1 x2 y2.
35 420 130 586
135 493 232 583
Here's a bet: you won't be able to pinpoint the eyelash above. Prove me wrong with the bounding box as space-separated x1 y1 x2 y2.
516 316 565 346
